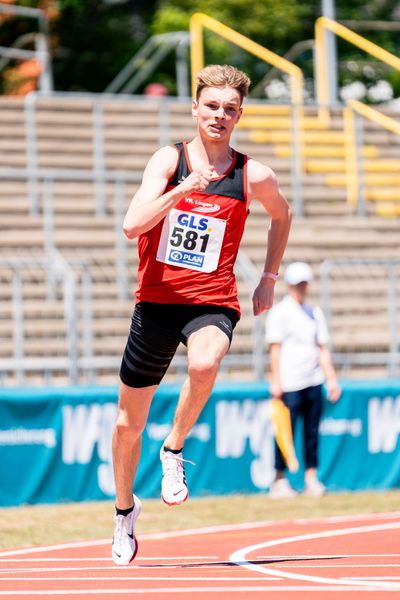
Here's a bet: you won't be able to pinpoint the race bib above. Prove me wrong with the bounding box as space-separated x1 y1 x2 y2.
156 209 226 273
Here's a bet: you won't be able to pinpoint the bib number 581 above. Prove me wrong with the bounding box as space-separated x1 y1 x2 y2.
170 226 209 252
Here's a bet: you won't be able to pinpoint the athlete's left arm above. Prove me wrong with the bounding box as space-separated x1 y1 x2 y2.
247 159 292 316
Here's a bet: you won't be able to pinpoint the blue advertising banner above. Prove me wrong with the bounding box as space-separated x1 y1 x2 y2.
0 381 399 506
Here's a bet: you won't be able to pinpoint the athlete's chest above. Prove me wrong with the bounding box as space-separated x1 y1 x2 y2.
175 191 245 219
155 193 246 273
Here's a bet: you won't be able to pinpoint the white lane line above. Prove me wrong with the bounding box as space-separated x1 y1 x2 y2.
0 539 109 558
2 511 400 558
261 564 400 569
256 554 400 559
1 551 398 563
0 520 277 559
4 563 400 575
0 556 220 562
0 563 240 574
0 585 395 594
0 576 282 582
294 512 400 525
342 577 400 581
1 553 398 564
230 521 400 591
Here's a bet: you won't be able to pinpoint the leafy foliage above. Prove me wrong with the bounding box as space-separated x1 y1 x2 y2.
0 0 399 98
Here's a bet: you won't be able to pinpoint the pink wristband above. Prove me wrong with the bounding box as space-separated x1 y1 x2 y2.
262 271 279 281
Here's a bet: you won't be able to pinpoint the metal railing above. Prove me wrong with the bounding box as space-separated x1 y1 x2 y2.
22 91 147 216
189 13 304 215
0 3 53 93
315 17 400 123
105 32 190 98
320 258 400 378
1 89 400 382
343 99 400 215
235 250 267 380
0 251 268 385
189 12 304 105
0 253 92 386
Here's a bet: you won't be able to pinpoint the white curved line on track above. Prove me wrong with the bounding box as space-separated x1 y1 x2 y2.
1 511 399 559
230 520 400 591
0 519 280 558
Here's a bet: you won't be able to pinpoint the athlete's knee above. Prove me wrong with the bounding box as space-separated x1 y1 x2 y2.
114 410 146 440
188 353 220 381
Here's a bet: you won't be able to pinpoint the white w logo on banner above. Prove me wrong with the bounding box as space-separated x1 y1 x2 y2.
62 403 117 495
215 399 275 489
368 396 400 453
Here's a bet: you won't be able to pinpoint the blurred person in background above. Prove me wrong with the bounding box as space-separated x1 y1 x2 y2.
266 261 341 499
111 64 292 565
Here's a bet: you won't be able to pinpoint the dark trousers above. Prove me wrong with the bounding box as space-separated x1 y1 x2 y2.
274 384 323 472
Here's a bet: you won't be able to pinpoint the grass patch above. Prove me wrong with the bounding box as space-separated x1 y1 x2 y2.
1 490 400 550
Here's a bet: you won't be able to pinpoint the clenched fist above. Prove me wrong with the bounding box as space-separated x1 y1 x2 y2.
179 165 214 193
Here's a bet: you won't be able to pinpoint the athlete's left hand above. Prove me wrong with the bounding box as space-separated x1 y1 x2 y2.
252 279 275 315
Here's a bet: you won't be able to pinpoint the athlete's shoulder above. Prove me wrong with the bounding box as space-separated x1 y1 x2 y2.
144 144 181 178
247 157 277 185
151 144 181 163
246 157 280 203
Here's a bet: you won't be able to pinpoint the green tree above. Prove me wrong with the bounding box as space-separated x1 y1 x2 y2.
152 1 400 98
152 0 313 95
0 0 158 93
1 1 399 97
52 0 158 92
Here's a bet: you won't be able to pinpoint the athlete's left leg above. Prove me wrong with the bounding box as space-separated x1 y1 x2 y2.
163 325 230 450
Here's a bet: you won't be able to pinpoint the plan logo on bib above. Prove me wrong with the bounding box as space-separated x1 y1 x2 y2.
168 249 205 268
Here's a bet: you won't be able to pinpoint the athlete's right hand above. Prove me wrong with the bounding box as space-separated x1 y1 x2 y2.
179 166 214 193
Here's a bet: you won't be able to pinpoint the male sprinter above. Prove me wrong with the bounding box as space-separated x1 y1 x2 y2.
111 64 292 565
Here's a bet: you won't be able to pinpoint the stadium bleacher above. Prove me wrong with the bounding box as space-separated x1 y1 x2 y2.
2 5 400 387
0 91 399 385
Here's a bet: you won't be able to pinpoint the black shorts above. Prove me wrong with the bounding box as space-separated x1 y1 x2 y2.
119 302 239 388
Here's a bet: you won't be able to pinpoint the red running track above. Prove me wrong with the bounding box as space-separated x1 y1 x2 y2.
1 512 400 599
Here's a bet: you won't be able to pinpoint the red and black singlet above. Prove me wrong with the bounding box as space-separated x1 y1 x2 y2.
135 141 249 316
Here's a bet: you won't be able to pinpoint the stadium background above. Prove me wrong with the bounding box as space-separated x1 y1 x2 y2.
0 0 400 526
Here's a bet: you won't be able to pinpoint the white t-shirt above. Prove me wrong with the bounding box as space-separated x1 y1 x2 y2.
265 295 330 392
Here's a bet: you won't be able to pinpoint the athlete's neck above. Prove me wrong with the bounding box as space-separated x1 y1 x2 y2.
187 137 233 176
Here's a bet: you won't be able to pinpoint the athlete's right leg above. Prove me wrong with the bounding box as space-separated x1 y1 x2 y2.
111 382 156 565
112 382 157 509
114 302 181 508
112 303 180 564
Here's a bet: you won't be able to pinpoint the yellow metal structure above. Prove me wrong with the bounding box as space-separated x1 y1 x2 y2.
189 12 304 105
188 13 400 216
315 17 400 123
347 99 400 137
344 99 400 214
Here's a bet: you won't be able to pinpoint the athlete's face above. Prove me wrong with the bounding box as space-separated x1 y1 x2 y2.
192 86 242 141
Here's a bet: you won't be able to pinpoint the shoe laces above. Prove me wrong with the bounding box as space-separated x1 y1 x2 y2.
113 513 130 545
162 452 195 483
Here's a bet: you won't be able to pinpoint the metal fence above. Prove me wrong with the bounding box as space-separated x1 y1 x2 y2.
0 249 266 385
1 93 400 383
0 253 91 385
320 258 400 378
6 91 304 216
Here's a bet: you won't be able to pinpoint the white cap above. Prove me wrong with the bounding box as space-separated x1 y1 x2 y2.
284 262 313 286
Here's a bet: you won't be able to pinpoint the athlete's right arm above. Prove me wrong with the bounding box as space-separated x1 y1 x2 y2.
123 146 213 239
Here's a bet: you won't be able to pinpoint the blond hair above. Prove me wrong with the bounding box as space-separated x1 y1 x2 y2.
195 64 251 103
